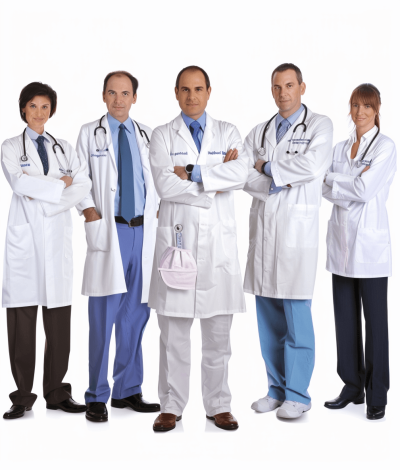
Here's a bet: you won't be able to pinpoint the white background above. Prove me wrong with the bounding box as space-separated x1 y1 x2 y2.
0 0 399 468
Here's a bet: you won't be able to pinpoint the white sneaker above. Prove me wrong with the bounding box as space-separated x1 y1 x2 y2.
276 400 311 419
251 395 284 413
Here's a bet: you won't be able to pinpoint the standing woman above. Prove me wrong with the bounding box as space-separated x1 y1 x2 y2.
1 82 91 419
323 84 396 420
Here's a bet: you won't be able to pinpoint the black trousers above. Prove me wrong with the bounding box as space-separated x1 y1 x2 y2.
332 274 389 406
7 305 72 408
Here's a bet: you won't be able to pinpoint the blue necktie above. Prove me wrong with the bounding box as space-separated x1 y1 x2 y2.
189 121 202 153
36 135 49 175
118 124 135 223
276 119 291 144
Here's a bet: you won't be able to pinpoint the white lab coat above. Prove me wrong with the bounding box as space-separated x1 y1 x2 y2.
148 113 248 318
76 115 158 302
1 130 92 309
243 108 333 299
323 126 397 278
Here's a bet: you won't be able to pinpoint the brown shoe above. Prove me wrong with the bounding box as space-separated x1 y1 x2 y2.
153 413 182 432
206 412 239 431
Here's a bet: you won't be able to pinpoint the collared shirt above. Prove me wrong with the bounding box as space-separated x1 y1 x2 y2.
107 113 146 217
26 126 50 150
181 111 206 183
264 104 305 194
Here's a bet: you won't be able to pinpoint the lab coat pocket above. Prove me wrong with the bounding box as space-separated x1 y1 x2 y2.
210 221 240 275
7 223 34 260
63 226 73 279
85 218 111 252
286 204 319 248
355 228 390 264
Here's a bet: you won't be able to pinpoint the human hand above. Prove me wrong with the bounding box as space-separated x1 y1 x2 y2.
223 148 238 163
361 165 370 174
174 166 188 180
255 159 267 173
83 207 101 223
60 176 73 188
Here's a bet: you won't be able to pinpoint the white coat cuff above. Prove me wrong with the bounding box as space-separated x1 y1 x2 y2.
270 161 284 187
325 172 337 187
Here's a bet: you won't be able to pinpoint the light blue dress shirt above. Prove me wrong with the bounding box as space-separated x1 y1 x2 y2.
181 111 206 183
264 104 305 194
107 113 146 217
26 126 50 150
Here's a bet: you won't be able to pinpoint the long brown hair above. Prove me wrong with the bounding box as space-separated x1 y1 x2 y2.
349 83 381 130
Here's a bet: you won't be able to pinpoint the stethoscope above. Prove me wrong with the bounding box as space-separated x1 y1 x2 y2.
94 115 151 152
20 128 71 173
355 128 380 168
258 104 308 157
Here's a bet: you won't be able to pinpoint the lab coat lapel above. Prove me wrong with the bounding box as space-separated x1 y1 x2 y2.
23 131 45 174
173 114 199 157
132 119 152 189
103 114 117 174
265 116 277 149
197 113 215 165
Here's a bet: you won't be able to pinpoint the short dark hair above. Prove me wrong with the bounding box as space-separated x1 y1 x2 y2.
103 71 139 95
175 66 211 90
19 82 57 123
271 63 303 85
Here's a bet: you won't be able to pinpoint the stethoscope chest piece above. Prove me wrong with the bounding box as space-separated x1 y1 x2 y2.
258 147 266 157
21 155 28 162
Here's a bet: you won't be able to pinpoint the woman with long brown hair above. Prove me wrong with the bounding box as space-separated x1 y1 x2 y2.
322 84 396 420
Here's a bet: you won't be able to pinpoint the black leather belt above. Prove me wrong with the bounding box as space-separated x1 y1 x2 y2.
115 216 143 227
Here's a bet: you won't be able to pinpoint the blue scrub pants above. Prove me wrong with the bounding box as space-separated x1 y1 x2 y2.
256 296 315 405
85 223 150 404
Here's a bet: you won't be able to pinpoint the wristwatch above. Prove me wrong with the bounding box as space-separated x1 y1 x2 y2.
185 164 194 181
261 161 268 174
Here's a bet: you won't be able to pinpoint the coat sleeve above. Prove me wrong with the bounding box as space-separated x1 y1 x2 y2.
1 139 65 203
39 141 92 217
242 126 272 202
321 150 351 209
324 140 397 203
75 125 97 215
149 127 216 209
200 125 249 192
271 117 333 187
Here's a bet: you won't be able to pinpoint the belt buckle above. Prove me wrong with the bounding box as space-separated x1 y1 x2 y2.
128 219 134 228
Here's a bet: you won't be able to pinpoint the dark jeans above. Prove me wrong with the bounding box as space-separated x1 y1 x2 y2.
7 305 72 407
332 274 389 406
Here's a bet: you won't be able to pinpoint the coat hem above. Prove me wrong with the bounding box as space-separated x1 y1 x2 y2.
326 268 392 279
243 289 313 300
152 308 246 319
82 288 128 297
2 300 72 309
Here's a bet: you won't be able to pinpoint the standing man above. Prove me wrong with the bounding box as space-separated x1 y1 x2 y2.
76 71 160 423
149 66 248 432
244 64 333 419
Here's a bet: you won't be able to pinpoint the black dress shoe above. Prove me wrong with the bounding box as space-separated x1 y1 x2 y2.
3 405 32 420
111 393 160 413
46 397 87 413
86 402 108 422
324 395 365 410
367 406 385 420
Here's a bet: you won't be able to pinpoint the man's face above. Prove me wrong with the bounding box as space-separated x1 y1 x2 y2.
103 74 137 122
175 70 211 120
271 70 306 116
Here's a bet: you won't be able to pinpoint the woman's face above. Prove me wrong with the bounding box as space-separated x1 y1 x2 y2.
22 95 51 131
350 100 378 131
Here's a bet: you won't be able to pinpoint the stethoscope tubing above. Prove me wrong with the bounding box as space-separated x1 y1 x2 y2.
21 128 71 173
356 128 380 168
258 104 308 157
94 115 151 152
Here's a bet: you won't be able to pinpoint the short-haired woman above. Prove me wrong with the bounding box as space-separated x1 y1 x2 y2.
323 84 396 420
1 82 91 419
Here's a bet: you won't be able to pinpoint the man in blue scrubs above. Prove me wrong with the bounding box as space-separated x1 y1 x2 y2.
77 71 160 422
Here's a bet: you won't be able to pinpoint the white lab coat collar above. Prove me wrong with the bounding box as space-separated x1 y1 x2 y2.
346 125 378 164
265 106 308 149
172 113 216 164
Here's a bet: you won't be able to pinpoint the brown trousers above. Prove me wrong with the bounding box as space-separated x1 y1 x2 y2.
7 305 72 407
